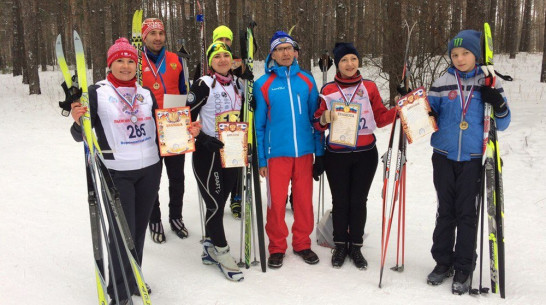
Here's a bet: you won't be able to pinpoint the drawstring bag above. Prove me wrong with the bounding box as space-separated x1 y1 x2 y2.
316 209 334 248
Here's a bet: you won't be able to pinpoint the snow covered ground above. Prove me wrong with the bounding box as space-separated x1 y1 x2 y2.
1 53 545 305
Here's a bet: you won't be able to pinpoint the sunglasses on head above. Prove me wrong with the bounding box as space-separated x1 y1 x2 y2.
207 42 232 58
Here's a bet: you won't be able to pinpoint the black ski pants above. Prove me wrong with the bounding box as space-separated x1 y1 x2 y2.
150 154 186 222
106 161 161 300
324 147 378 246
431 152 481 273
192 144 237 248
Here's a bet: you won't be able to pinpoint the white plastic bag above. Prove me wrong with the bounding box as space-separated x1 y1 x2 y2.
316 209 335 248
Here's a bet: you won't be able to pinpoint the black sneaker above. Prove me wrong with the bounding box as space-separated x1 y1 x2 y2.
110 299 129 305
230 198 241 219
267 253 285 269
427 264 454 285
331 244 348 268
149 221 166 244
349 246 368 270
132 282 152 296
169 218 189 239
452 270 471 295
293 249 320 265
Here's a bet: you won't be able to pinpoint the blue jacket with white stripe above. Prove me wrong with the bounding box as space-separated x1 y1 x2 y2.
428 66 510 162
254 54 324 168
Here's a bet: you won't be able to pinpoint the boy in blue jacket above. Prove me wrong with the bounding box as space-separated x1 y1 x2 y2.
426 30 510 294
254 31 324 269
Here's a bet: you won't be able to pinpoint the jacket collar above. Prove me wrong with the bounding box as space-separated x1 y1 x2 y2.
447 65 482 79
264 53 300 78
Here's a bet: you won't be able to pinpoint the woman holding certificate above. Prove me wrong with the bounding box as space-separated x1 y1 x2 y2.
313 43 396 270
186 42 244 282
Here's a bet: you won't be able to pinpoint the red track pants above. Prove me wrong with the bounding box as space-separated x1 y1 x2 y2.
265 154 314 254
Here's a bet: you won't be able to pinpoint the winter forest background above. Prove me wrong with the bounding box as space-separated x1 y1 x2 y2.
2 0 546 102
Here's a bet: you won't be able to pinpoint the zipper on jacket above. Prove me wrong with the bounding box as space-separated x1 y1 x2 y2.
297 94 302 114
286 69 299 157
268 130 271 154
457 123 463 161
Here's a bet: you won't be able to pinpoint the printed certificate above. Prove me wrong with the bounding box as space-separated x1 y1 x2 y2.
155 106 195 157
329 102 361 148
396 87 438 144
218 122 248 168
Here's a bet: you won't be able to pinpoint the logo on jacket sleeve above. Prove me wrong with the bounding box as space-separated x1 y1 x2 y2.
187 92 196 104
448 90 458 100
170 63 177 70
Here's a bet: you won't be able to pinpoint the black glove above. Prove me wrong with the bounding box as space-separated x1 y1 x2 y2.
59 75 82 116
396 84 411 96
312 156 325 181
234 63 254 81
481 86 507 114
196 132 224 151
239 64 254 80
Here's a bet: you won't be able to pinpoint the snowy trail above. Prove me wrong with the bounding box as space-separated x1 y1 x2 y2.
1 54 545 304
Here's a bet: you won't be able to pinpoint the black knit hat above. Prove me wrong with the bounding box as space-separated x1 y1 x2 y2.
333 42 360 67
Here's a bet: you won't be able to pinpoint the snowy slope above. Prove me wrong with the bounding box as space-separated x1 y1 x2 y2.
1 53 545 305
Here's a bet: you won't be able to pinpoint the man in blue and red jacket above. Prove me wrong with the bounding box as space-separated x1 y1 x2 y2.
254 31 324 269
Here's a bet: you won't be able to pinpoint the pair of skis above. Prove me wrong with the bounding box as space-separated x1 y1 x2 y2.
237 22 267 272
57 31 152 305
378 21 415 288
469 22 506 298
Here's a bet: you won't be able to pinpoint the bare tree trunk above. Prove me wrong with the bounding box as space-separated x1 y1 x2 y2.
382 0 403 105
465 0 486 31
371 0 381 57
20 0 41 94
450 0 463 37
519 0 533 52
296 1 311 71
205 0 217 44
36 1 47 72
355 1 365 58
12 0 24 76
91 0 106 83
335 0 347 41
540 4 546 83
489 0 498 50
507 0 520 58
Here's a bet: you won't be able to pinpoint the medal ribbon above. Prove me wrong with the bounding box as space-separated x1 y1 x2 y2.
335 81 361 106
143 48 166 84
454 69 476 122
218 77 241 111
108 82 137 110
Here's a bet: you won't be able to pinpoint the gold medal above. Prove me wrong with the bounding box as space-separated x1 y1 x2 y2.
344 105 350 112
460 121 469 130
153 82 160 90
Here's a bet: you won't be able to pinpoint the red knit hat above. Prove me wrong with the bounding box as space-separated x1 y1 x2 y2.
107 38 138 67
142 18 165 40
